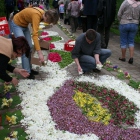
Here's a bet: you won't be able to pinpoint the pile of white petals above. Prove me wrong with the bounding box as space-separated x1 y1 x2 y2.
18 61 99 140
16 30 140 140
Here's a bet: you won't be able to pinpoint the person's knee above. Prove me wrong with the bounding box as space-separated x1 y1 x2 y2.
107 49 111 57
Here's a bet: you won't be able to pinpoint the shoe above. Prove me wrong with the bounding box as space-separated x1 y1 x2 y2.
31 69 39 75
119 58 126 62
128 58 133 64
93 69 101 73
27 73 35 79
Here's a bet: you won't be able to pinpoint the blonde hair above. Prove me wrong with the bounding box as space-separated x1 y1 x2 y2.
45 9 59 24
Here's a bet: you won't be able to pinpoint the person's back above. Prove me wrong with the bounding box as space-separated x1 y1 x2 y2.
83 0 98 16
59 2 64 19
118 0 140 24
59 3 64 13
82 0 99 30
104 0 116 27
68 0 80 17
68 0 80 33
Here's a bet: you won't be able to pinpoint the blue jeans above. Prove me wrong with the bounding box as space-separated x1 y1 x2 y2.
79 49 111 72
119 23 138 48
11 21 33 73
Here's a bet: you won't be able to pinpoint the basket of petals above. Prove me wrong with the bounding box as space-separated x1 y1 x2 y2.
64 40 75 51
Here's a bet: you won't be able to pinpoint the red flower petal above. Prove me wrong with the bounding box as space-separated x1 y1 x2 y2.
41 31 48 36
48 52 62 62
50 43 55 50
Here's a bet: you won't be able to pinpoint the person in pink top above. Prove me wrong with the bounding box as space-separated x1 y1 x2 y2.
59 2 65 19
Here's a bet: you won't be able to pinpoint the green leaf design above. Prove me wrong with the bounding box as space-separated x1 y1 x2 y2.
0 95 21 109
2 110 24 127
50 50 73 68
0 128 27 140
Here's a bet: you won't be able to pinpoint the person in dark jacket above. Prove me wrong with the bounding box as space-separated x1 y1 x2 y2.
71 29 111 74
82 0 99 30
97 0 116 49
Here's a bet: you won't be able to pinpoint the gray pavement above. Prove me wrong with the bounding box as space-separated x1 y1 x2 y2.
45 20 140 82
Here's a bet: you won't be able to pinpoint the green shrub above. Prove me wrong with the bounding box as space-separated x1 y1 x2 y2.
0 0 6 17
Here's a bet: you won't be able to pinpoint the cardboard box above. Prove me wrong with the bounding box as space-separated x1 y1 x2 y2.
0 17 10 36
64 40 75 51
31 40 50 66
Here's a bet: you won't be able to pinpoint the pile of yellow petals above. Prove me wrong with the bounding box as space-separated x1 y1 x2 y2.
4 83 12 94
4 131 18 140
6 115 17 125
1 98 13 108
73 90 111 125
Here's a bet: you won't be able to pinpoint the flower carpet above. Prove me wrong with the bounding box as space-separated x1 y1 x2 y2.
1 30 140 140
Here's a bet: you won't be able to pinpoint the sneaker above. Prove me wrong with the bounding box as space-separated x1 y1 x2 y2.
31 69 39 75
27 73 35 79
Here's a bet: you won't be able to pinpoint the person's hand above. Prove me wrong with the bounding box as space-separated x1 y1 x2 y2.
18 69 30 77
78 65 82 73
96 60 102 65
13 68 29 77
37 50 44 62
11 77 18 86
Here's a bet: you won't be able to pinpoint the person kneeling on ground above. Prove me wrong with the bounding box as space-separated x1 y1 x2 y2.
0 36 30 87
71 29 111 74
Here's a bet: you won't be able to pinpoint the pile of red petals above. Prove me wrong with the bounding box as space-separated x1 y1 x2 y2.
41 32 48 36
43 37 52 41
48 52 62 62
50 43 55 50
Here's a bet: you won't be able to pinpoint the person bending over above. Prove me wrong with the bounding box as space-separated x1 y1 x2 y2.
0 36 30 86
11 7 59 79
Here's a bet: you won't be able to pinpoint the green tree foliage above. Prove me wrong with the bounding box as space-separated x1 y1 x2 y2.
0 0 6 17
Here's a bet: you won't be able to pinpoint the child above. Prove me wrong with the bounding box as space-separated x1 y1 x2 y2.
59 2 64 19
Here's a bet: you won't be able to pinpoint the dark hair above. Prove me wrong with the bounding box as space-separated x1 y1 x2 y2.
12 36 30 57
45 9 59 24
85 29 97 41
